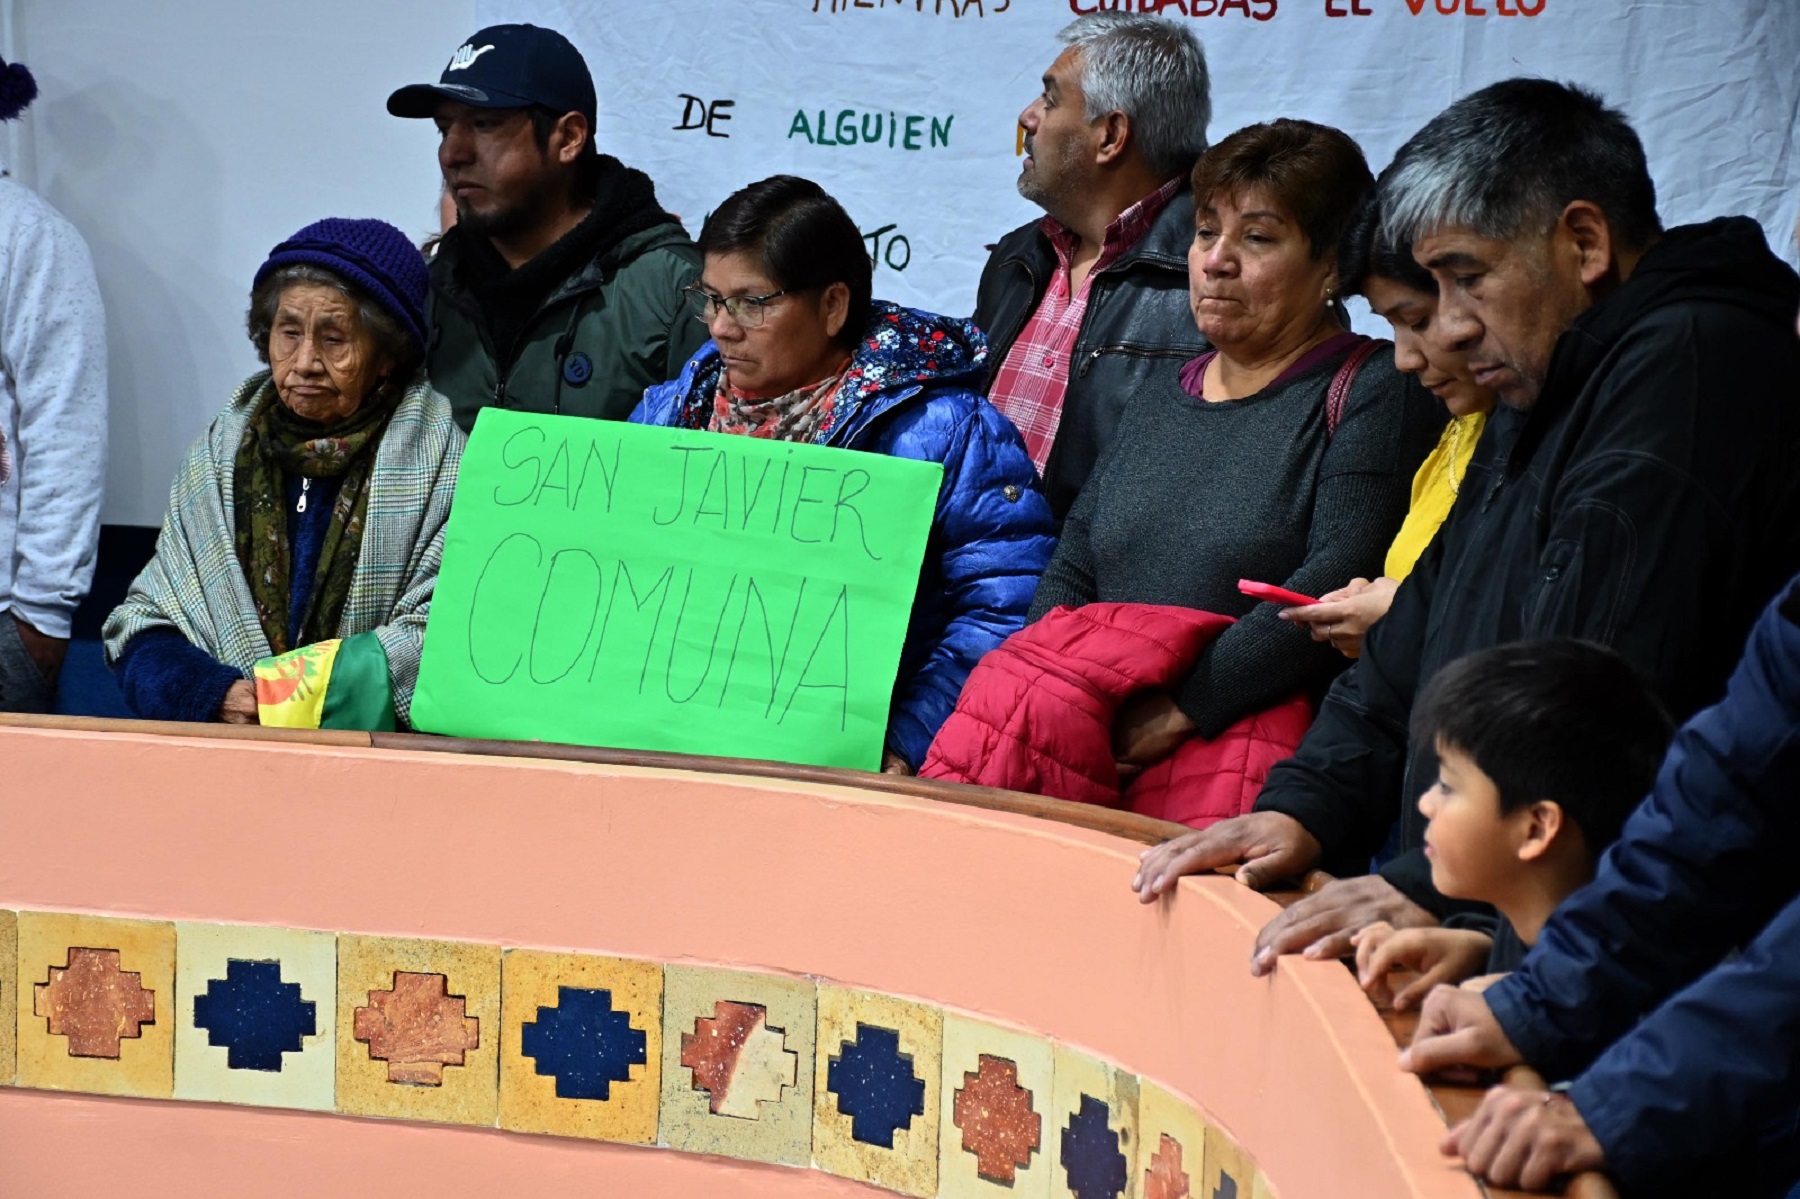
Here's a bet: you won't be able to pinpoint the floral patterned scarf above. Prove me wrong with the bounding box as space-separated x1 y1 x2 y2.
232 383 401 655
708 361 851 443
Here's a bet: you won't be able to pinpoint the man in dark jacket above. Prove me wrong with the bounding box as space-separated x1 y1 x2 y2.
1132 81 1800 968
389 24 707 432
1401 575 1800 1197
974 12 1210 520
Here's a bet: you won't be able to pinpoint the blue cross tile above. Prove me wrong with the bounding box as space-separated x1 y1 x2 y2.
827 1023 925 1149
1060 1093 1128 1199
192 958 317 1072
520 986 647 1101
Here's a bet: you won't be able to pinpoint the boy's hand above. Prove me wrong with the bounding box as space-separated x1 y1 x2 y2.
1353 924 1493 1010
1400 985 1524 1075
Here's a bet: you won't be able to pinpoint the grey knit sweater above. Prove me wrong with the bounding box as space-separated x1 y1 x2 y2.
1028 338 1444 738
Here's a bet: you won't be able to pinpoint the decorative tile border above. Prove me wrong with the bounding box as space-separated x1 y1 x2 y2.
0 907 1275 1199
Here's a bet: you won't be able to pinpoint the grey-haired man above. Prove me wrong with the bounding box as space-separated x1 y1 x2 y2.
974 12 1211 520
1136 79 1800 975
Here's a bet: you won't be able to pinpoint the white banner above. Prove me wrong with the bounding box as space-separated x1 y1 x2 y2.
480 0 1800 318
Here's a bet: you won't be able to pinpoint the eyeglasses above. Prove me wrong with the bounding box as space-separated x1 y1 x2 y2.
682 285 789 329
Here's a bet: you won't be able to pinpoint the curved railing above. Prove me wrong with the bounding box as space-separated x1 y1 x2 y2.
0 714 1616 1199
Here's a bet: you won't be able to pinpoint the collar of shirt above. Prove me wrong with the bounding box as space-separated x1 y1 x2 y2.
1039 175 1184 292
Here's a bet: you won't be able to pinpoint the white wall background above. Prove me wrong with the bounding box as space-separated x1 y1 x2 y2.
9 0 477 526
9 0 1800 527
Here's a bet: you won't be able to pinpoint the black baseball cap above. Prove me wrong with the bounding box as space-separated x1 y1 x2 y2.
387 24 596 124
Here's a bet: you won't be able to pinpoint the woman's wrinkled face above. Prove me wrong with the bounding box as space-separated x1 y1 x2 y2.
699 251 848 399
268 282 388 423
1363 276 1496 418
1188 187 1337 358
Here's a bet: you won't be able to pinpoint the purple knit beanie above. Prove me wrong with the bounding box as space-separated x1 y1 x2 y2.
254 218 429 354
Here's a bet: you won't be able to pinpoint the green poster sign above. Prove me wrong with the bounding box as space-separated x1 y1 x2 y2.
411 410 942 770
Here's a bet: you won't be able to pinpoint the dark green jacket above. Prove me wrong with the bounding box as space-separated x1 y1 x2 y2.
428 173 707 431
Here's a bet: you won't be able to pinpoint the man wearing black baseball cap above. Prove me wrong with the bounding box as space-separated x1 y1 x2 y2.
389 24 706 431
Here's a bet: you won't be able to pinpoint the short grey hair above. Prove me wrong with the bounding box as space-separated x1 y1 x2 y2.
246 264 423 381
1380 77 1661 250
1058 13 1211 179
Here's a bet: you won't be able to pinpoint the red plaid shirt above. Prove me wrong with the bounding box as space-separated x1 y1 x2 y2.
987 177 1183 473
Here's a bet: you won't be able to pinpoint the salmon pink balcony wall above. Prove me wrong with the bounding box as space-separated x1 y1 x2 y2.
0 725 1477 1199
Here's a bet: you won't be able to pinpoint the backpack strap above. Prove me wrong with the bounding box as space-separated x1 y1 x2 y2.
1326 338 1388 437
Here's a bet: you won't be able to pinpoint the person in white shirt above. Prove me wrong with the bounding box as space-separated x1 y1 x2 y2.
0 55 108 711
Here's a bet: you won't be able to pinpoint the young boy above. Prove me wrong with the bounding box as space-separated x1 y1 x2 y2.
1353 639 1674 1011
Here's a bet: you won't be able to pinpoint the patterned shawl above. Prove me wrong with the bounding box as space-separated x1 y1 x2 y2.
102 371 465 723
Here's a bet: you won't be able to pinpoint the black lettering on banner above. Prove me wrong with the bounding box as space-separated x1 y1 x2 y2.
663 571 743 703
675 93 736 137
493 426 546 506
780 584 852 728
587 559 677 691
863 224 913 273
693 451 732 529
653 445 714 525
727 576 812 718
831 469 882 561
468 533 542 683
528 548 603 684
789 465 833 544
575 438 622 513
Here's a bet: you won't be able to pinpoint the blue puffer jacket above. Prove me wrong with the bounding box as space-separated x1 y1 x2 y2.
632 303 1057 768
1487 573 1800 1196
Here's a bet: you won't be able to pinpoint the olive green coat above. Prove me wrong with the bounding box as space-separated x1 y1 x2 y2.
428 221 707 431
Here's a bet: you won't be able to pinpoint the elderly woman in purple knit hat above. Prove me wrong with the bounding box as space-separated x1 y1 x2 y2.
104 218 464 730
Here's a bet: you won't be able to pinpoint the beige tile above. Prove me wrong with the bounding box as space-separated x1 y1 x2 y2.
660 964 815 1165
939 1013 1054 1199
1137 1081 1209 1199
174 923 336 1110
813 985 941 1198
500 948 661 1143
336 934 500 1126
1050 1044 1139 1199
15 911 175 1099
1203 1118 1254 1199
0 909 14 1086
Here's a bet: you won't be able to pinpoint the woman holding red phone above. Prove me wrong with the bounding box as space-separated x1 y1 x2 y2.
1016 121 1442 796
1280 198 1497 659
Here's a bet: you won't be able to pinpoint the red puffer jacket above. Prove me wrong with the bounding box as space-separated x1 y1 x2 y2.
920 603 1312 828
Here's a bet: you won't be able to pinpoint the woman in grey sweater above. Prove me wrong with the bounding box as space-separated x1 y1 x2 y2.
1028 119 1444 780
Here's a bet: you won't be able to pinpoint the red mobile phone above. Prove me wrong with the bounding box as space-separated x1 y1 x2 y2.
1238 579 1320 607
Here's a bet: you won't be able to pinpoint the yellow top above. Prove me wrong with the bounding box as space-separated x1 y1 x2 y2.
1384 410 1489 581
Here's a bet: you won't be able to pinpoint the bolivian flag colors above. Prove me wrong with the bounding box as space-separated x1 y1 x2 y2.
254 632 396 731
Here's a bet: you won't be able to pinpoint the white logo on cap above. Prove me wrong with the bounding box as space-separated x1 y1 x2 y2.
448 43 495 71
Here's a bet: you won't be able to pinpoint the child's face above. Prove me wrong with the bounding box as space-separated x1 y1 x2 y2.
1418 740 1529 902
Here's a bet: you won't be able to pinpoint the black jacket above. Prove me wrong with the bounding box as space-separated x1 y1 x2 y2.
1255 217 1800 914
973 184 1207 519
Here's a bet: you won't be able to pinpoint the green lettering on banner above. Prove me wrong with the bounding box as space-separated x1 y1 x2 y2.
411 411 942 771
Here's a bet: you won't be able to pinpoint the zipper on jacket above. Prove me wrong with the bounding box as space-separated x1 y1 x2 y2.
1076 343 1195 378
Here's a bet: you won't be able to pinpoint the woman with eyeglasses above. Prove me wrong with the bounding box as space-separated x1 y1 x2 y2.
631 175 1056 775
